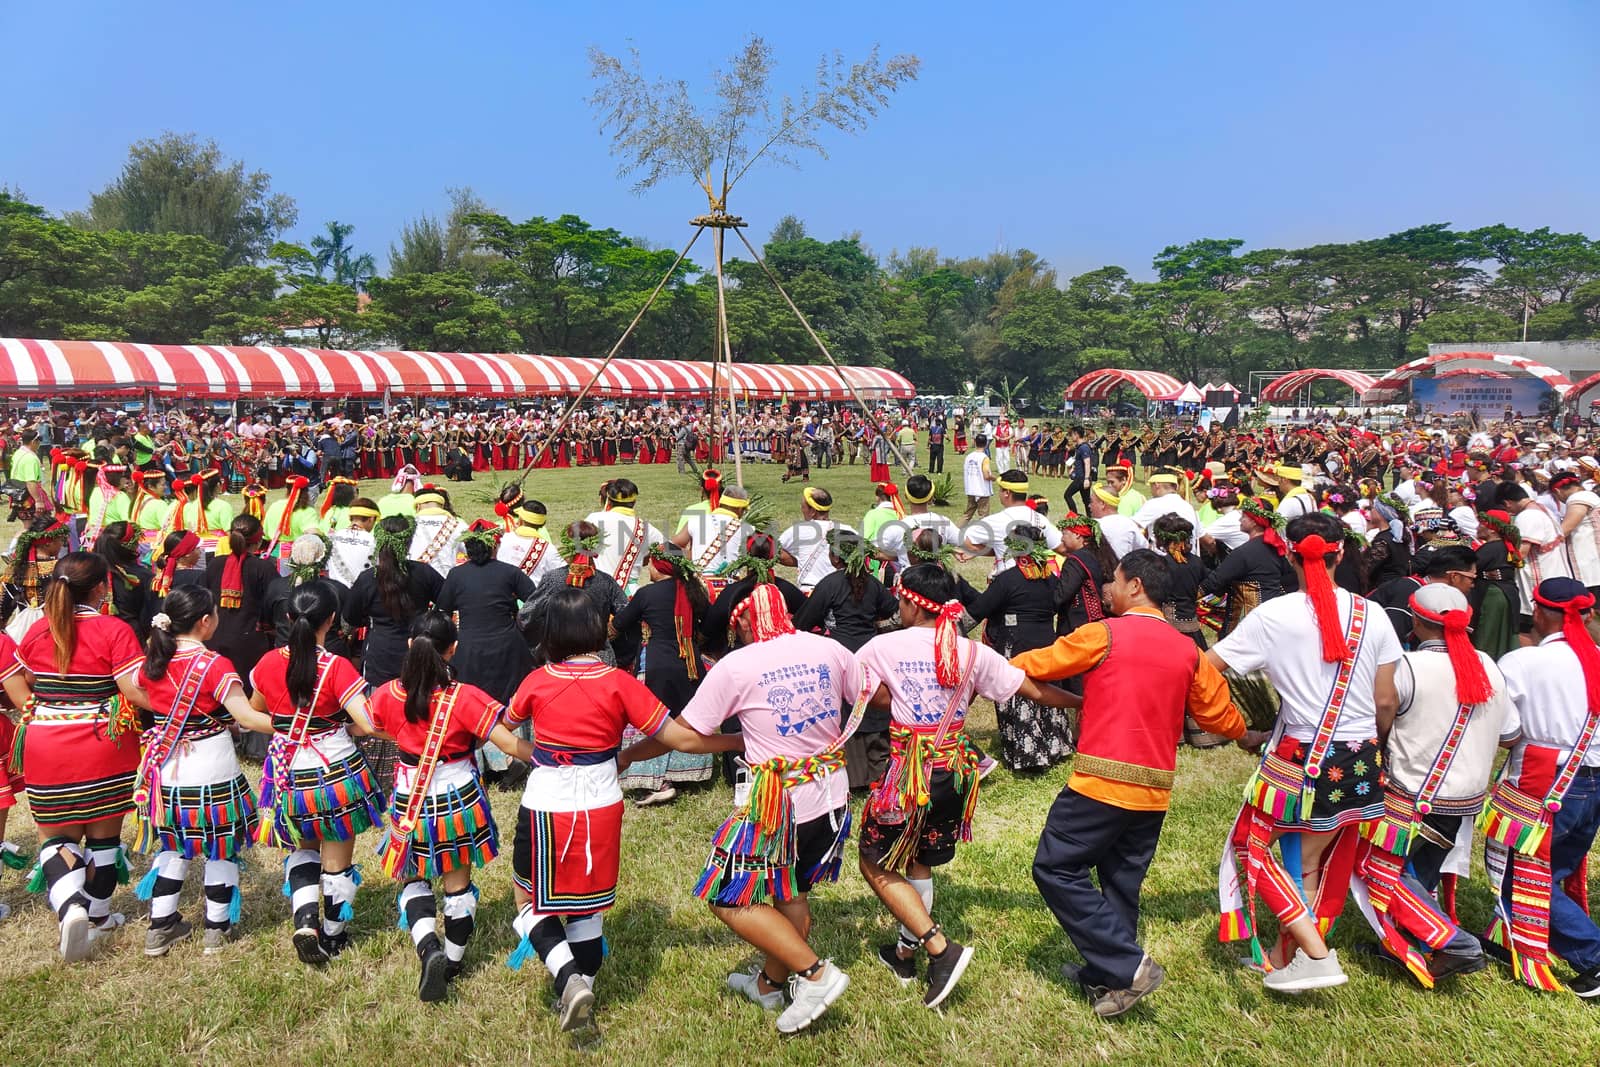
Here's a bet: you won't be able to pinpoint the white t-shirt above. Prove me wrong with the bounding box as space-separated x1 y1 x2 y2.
409 512 468 578
1515 505 1572 611
878 511 962 570
962 450 992 498
688 511 751 574
1204 509 1248 551
779 519 857 592
496 531 564 583
1212 588 1404 742
970 504 1062 577
1499 635 1600 780
1131 493 1200 553
584 508 665 591
1096 512 1148 560
326 528 375 587
1564 490 1600 587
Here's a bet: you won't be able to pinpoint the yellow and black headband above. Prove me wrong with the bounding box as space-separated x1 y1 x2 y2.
802 487 830 512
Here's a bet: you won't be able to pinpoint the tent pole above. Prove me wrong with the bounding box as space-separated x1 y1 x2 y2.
517 225 707 485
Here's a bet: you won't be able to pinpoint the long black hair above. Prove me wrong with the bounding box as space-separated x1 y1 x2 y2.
375 514 415 620
400 611 456 724
285 582 339 708
144 585 213 681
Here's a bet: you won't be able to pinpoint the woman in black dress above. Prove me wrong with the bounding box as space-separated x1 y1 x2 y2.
611 543 715 804
1055 511 1115 634
524 521 631 667
204 515 277 694
343 516 443 790
262 533 352 658
1150 514 1206 649
434 526 537 705
967 527 1072 771
793 531 899 787
701 533 805 658
1200 497 1296 637
92 522 152 641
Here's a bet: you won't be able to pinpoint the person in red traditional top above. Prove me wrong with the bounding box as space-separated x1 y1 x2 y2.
504 586 736 1033
14 552 153 961
249 582 385 966
133 585 274 957
369 611 531 1002
1013 549 1248 1017
0 631 34 918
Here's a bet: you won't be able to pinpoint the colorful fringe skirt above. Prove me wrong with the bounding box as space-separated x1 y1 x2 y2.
144 733 259 860
264 750 387 847
377 773 499 880
512 802 623 915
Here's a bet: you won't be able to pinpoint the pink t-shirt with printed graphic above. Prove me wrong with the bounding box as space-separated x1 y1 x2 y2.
856 626 1024 732
679 630 865 821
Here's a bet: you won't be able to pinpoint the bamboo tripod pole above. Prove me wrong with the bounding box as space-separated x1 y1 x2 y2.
733 226 915 473
516 224 707 485
711 225 745 488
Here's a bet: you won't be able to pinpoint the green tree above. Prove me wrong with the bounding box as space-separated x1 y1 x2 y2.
74 132 297 265
364 270 517 352
389 187 499 279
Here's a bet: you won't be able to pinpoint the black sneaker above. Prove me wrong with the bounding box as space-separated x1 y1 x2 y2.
923 939 975 1009
418 939 450 1003
293 927 329 966
320 931 350 959
1428 951 1488 981
876 943 917 985
445 959 465 982
1569 966 1600 998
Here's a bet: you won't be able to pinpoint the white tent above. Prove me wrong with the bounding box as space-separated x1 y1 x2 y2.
1170 381 1205 404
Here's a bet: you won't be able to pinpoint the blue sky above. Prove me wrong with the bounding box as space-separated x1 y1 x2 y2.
4 1 1596 278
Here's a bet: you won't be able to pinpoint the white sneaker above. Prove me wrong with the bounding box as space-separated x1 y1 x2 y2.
727 966 785 1010
558 973 596 1032
1262 948 1347 994
776 961 849 1034
59 905 91 962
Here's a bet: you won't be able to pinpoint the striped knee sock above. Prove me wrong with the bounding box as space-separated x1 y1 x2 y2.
38 839 88 921
442 885 478 963
283 850 322 931
83 837 125 924
203 859 240 930
398 880 438 957
147 851 190 929
565 912 605 978
321 866 360 938
524 909 576 994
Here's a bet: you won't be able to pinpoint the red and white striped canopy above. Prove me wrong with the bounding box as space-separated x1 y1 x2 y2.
1362 351 1572 402
1258 368 1378 402
0 339 914 402
1062 368 1185 401
1570 371 1600 405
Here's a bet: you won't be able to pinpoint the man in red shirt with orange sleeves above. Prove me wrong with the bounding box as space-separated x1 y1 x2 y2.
1012 549 1254 1018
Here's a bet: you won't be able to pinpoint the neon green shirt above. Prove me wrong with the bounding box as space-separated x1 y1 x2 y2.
8 447 41 484
377 492 416 518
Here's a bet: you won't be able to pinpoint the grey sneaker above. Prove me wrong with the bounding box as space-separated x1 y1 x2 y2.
727 966 786 1009
87 912 126 949
203 924 241 955
59 905 91 962
1092 955 1166 1018
1262 948 1347 994
144 917 193 957
776 961 849 1034
559 973 596 1032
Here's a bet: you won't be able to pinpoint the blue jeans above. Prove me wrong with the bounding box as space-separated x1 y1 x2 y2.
1506 770 1600 972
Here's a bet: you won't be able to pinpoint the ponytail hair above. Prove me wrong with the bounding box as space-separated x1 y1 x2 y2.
144 585 214 680
45 551 108 673
400 611 457 724
228 514 264 558
284 582 339 708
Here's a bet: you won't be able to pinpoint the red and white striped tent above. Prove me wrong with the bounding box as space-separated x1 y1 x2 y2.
1062 368 1185 401
1361 351 1572 403
1571 371 1600 406
0 339 914 402
1258 368 1378 403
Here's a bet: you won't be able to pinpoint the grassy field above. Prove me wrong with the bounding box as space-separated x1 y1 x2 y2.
1 450 1597 1066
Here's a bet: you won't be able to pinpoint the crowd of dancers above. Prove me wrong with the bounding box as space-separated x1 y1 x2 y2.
0 403 1597 1037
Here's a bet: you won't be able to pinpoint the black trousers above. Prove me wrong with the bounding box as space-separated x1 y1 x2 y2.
1062 478 1091 514
1032 786 1164 989
928 444 944 473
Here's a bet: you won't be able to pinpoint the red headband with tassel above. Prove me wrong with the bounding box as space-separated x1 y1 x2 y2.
730 582 796 644
1533 586 1600 714
898 585 965 687
1409 593 1494 705
1293 534 1349 663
